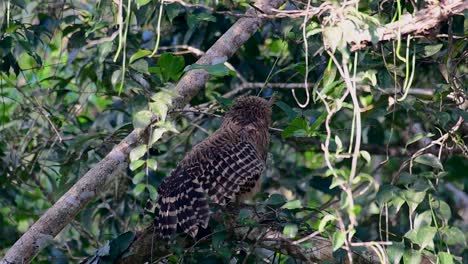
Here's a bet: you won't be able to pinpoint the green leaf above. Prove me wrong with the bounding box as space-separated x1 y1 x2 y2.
156 121 179 133
213 94 234 109
108 231 135 259
147 185 158 201
401 190 425 214
184 63 234 77
309 111 326 131
359 151 371 164
318 214 335 232
150 128 167 145
361 70 377 86
332 231 345 251
376 184 397 204
335 135 343 153
406 133 434 148
96 241 111 256
129 49 151 64
133 110 153 129
130 145 147 162
149 101 169 121
158 53 185 81
416 226 437 250
135 0 151 8
281 117 308 138
413 211 432 230
133 183 146 196
151 91 174 105
239 208 253 221
438 252 454 264
323 26 343 53
440 227 466 246
129 160 145 171
306 27 322 38
165 3 180 22
275 101 297 120
283 224 298 238
403 249 422 264
146 159 158 171
282 200 302 210
431 199 451 221
414 154 443 170
111 70 121 86
132 171 146 184
387 242 404 264
187 12 216 28
404 226 436 250
265 194 287 207
422 44 443 58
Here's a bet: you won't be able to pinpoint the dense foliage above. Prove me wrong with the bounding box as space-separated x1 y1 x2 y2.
0 0 466 263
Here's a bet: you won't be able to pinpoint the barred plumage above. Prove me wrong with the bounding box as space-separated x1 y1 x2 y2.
154 96 273 238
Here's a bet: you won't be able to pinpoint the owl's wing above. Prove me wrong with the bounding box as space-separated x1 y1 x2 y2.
155 141 265 238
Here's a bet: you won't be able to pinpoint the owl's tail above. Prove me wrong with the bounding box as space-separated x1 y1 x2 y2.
154 179 210 238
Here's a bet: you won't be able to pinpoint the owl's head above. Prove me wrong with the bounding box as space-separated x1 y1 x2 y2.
223 96 273 128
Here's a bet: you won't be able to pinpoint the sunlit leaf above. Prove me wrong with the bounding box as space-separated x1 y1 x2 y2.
318 214 335 232
282 200 302 210
146 159 158 171
130 144 147 162
149 101 169 121
360 150 371 164
129 49 151 64
438 252 454 264
401 190 425 214
332 231 345 251
323 26 343 53
133 183 146 196
133 110 153 129
403 249 422 264
150 128 167 145
422 44 443 57
129 160 145 171
136 0 151 8
404 226 436 250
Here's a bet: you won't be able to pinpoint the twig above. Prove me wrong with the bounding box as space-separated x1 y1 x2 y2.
392 116 465 184
85 30 119 49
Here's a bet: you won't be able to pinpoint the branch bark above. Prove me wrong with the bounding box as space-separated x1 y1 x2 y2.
0 0 285 263
350 0 468 51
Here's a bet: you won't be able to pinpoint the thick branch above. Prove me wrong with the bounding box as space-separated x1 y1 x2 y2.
351 0 468 51
0 0 285 263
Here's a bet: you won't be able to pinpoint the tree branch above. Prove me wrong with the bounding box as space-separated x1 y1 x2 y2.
350 0 468 51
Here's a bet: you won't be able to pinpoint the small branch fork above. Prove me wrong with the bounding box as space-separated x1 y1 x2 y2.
392 115 465 184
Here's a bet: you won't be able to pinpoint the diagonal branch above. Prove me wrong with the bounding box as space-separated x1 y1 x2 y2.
350 0 468 51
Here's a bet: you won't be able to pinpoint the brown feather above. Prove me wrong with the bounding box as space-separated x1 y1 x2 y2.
154 96 272 238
